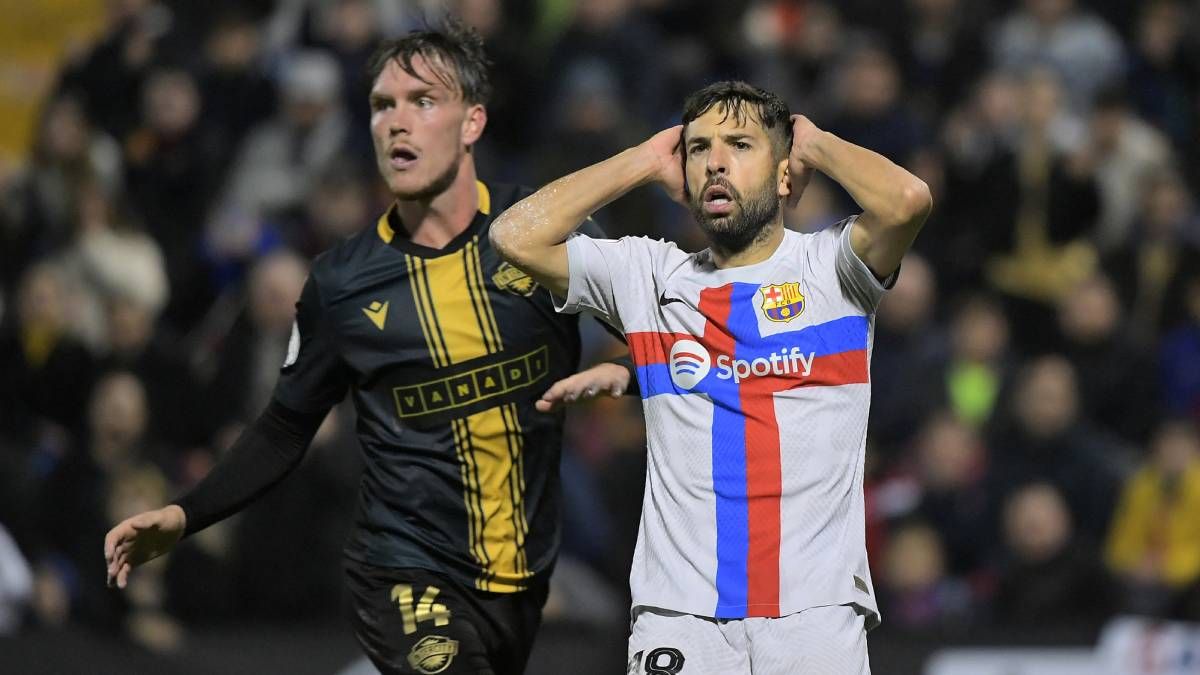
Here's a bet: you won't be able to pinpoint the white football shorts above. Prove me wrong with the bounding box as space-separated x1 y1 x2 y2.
626 604 871 675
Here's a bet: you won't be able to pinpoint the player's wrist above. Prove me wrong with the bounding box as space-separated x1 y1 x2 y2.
629 143 671 188
163 504 187 531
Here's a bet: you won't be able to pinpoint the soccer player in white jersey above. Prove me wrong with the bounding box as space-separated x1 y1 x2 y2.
491 81 931 674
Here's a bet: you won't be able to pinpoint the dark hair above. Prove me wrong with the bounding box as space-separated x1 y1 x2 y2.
366 17 492 105
681 81 792 158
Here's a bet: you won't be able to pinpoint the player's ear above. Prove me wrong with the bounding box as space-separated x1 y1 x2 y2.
462 104 487 147
777 158 790 199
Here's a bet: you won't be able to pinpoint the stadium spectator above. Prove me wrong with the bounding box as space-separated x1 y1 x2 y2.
824 38 928 193
1106 419 1200 618
205 50 347 283
53 177 169 354
55 0 170 141
879 521 975 630
3 93 123 290
980 68 1100 350
32 372 176 647
300 0 382 163
909 412 994 577
201 250 307 432
100 290 203 448
543 0 667 127
745 0 848 115
1160 276 1200 419
1106 168 1200 338
892 0 987 118
989 356 1130 541
937 70 1023 289
124 67 222 326
1087 86 1173 253
195 9 278 173
1126 1 1196 155
1055 274 1159 443
939 294 1013 429
0 264 97 440
870 253 946 453
288 159 376 257
991 0 1125 111
994 482 1115 632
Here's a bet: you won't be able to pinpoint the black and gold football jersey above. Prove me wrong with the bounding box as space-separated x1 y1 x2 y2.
274 181 607 593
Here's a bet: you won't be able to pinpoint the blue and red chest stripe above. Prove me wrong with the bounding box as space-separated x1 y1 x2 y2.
625 282 870 618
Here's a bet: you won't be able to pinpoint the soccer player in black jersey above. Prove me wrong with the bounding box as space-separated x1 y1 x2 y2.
104 21 632 675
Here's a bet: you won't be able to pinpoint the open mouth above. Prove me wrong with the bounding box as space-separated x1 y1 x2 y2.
702 184 735 216
388 146 418 170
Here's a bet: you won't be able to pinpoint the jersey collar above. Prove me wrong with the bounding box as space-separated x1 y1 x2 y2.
376 180 492 257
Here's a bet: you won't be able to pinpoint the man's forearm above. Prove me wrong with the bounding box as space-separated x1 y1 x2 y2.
490 145 659 294
173 400 325 536
799 131 929 228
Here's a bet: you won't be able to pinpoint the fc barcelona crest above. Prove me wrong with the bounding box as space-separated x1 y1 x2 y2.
760 282 805 322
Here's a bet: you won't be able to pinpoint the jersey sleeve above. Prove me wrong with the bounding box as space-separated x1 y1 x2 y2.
272 273 351 413
554 233 644 331
834 216 898 314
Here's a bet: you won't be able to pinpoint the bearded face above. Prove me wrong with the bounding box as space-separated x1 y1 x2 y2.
688 170 780 254
683 105 786 255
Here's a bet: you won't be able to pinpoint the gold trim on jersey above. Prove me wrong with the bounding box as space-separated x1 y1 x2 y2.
475 180 491 216
376 180 490 244
395 187 532 592
462 404 529 591
419 248 492 363
451 417 490 585
377 216 394 244
464 238 504 353
500 403 529 579
404 255 450 368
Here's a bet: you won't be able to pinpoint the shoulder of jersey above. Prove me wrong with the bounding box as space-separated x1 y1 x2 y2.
486 182 530 216
307 223 379 295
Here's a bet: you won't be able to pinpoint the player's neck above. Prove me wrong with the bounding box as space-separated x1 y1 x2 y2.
710 221 785 269
393 157 480 249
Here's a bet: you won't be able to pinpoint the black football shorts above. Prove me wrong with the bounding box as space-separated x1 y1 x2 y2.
344 559 548 675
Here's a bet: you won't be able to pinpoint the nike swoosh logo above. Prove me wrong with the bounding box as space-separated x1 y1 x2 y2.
658 292 686 307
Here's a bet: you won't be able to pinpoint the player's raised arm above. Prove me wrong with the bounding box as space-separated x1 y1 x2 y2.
788 114 932 279
489 126 685 297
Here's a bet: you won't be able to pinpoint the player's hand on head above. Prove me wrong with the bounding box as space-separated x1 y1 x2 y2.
536 362 630 413
786 115 820 208
640 126 686 205
104 505 187 589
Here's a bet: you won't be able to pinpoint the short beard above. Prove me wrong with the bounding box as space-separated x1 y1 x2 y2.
688 176 780 256
390 151 463 202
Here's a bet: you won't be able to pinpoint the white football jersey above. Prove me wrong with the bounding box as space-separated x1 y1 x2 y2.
557 218 889 627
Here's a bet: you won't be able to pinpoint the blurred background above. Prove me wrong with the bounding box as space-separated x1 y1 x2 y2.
2 0 1200 673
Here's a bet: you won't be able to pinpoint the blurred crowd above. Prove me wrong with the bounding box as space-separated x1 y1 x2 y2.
2 0 1200 656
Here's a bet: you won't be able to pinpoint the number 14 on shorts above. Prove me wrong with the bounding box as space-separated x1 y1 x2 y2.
628 647 686 674
390 583 451 635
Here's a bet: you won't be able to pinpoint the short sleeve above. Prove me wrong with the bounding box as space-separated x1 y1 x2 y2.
554 233 630 329
835 216 898 313
272 274 351 413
